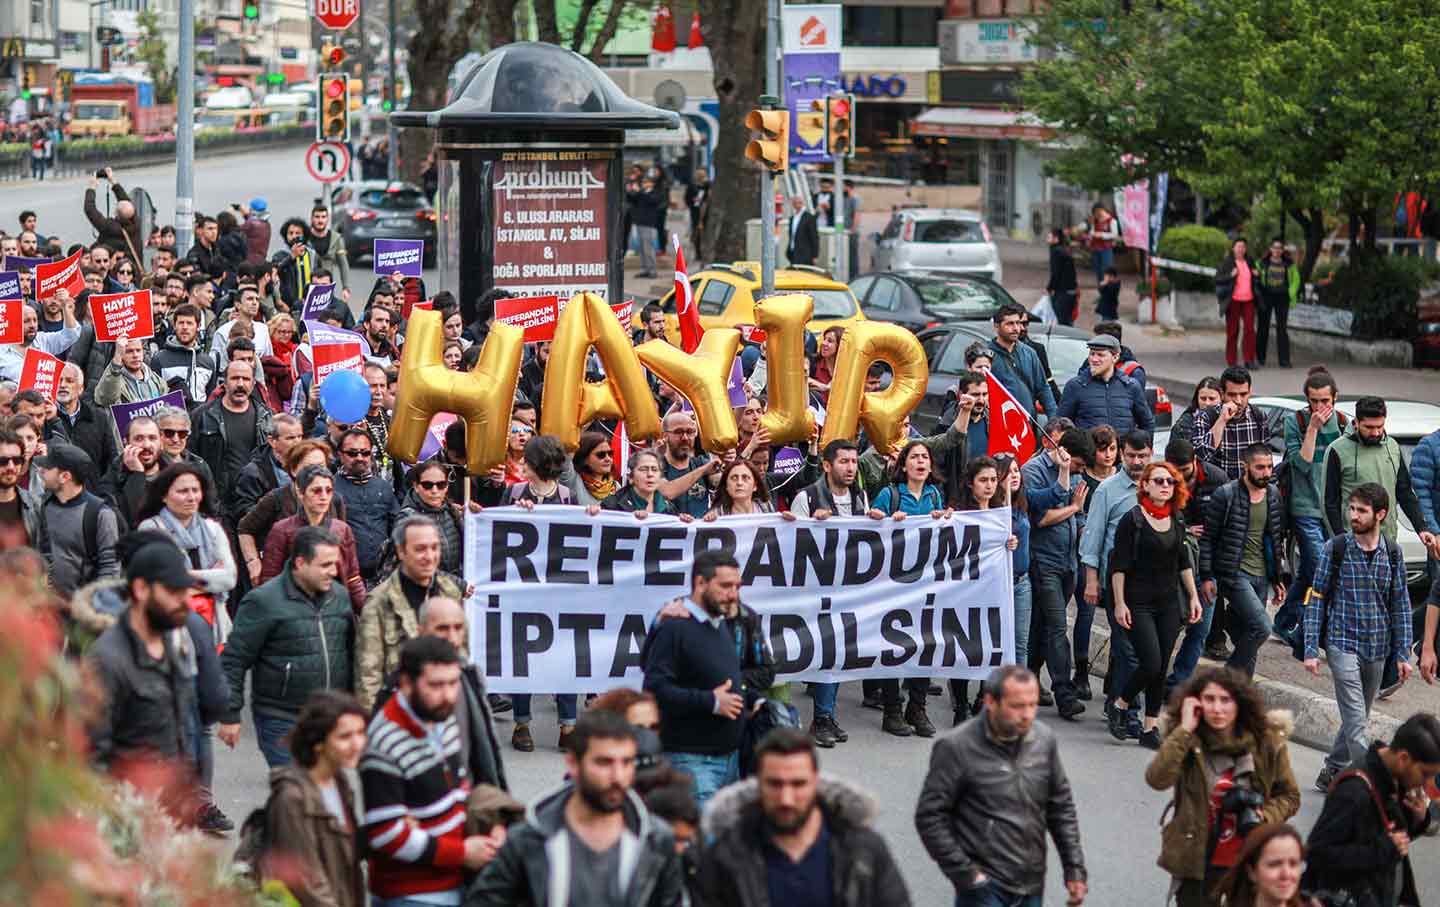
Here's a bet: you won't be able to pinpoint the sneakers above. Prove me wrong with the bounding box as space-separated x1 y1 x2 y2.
824 715 849 743
1056 698 1085 721
1204 642 1231 661
1106 704 1131 741
1314 766 1336 793
905 700 937 738
1138 729 1162 750
953 708 967 728
1073 661 1093 701
488 694 512 713
512 723 535 752
881 706 913 737
808 718 838 748
1038 687 1055 707
197 803 234 835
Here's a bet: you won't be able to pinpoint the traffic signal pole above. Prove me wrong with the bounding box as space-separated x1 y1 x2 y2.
761 0 780 296
834 145 845 282
174 0 194 258
386 0 398 180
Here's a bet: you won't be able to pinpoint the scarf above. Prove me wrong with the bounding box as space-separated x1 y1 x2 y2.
1140 497 1173 519
582 472 618 501
156 507 218 575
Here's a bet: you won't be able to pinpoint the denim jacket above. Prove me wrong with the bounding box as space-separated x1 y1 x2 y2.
1021 451 1082 572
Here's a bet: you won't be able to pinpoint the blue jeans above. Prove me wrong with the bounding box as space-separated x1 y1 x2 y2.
669 750 739 810
1072 573 1095 666
955 880 1043 907
1277 516 1326 637
1031 565 1077 704
1325 650 1385 774
1168 589 1215 687
511 694 578 726
1013 574 1033 667
374 897 462 907
1221 573 1272 677
254 709 295 768
813 682 839 721
1091 246 1114 286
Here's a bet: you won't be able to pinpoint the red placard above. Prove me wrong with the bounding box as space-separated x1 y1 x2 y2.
491 156 610 299
0 298 23 344
610 297 634 326
35 249 84 300
494 294 560 343
19 348 62 402
89 289 155 342
313 341 365 384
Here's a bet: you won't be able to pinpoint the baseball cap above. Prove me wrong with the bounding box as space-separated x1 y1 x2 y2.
33 442 94 479
1086 334 1121 353
249 197 268 213
126 541 202 590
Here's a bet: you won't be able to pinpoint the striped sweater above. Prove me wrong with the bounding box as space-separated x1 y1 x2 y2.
360 692 471 901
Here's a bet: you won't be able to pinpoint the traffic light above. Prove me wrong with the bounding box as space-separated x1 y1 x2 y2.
243 1 258 18
825 94 854 158
319 42 346 67
744 104 789 173
318 73 349 141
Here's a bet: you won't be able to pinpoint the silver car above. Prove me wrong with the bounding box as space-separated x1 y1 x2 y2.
870 208 1003 283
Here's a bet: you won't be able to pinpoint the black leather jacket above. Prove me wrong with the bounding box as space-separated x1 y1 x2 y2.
914 711 1086 895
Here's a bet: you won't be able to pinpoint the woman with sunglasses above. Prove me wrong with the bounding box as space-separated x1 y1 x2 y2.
559 431 618 507
478 418 532 504
260 464 367 613
396 460 465 575
238 440 345 587
105 259 138 294
1108 462 1203 748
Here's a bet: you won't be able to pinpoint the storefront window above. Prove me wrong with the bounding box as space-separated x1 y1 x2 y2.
843 7 939 47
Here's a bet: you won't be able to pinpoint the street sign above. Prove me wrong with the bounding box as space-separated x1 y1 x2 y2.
315 0 358 30
305 141 351 183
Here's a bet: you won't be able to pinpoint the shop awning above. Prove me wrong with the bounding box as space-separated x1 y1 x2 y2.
910 107 1055 141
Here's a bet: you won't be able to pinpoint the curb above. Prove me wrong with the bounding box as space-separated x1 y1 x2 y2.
1081 624 1401 752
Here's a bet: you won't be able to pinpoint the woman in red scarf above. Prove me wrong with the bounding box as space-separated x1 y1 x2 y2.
264 313 299 405
1107 461 1203 748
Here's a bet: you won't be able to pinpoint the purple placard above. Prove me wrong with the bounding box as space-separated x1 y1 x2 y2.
303 319 364 347
3 255 50 272
772 446 805 476
727 356 748 407
373 239 425 278
298 283 336 321
110 390 186 441
417 413 458 461
0 271 19 300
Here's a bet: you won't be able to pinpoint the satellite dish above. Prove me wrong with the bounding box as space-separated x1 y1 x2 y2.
654 79 687 112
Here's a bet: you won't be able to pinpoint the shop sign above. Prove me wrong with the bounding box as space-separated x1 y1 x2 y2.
939 19 1042 66
842 73 908 99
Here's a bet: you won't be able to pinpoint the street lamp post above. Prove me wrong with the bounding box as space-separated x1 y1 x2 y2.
175 0 195 257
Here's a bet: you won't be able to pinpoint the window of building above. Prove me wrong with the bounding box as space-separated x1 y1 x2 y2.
843 6 939 47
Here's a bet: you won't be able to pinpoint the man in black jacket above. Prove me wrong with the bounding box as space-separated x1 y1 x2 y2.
54 362 116 474
231 413 303 520
468 710 684 907
787 197 819 267
189 359 274 508
1165 436 1230 688
694 728 910 907
915 665 1087 907
1303 714 1438 907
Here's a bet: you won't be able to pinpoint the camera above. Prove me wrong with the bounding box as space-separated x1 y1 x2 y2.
95 168 107 178
1221 787 1266 838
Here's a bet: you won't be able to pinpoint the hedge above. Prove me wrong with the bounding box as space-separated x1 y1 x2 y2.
1316 252 1427 341
1155 225 1231 291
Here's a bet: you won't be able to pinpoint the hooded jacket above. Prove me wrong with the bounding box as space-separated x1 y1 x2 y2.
151 335 220 405
242 214 272 266
263 765 366 907
694 776 910 907
466 783 684 907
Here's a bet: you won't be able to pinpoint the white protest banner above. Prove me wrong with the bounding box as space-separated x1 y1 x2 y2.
464 508 1013 694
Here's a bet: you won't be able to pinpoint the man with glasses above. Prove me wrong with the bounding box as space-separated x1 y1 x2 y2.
334 428 399 585
658 411 720 519
0 428 42 550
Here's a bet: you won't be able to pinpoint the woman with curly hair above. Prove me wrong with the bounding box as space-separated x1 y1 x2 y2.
1145 667 1300 907
704 459 773 518
1108 461 1203 747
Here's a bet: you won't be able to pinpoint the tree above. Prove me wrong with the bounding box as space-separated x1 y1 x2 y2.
695 0 766 263
135 10 176 104
533 0 645 62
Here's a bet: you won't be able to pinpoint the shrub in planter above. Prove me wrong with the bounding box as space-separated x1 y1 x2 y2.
1133 276 1172 297
1316 253 1420 341
1155 225 1231 291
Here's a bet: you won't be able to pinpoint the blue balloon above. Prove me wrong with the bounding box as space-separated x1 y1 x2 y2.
319 369 371 423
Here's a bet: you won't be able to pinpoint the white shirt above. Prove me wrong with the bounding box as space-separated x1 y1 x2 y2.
0 324 82 383
211 318 273 366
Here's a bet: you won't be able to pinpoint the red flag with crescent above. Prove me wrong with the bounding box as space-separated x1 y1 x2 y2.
985 368 1039 462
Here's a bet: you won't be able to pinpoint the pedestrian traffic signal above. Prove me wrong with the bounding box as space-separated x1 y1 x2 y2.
825 94 854 159
318 74 349 142
744 107 789 173
243 2 258 18
320 43 346 67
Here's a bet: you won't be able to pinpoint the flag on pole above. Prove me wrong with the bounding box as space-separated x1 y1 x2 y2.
984 368 1041 462
674 233 702 353
651 2 676 52
687 11 704 49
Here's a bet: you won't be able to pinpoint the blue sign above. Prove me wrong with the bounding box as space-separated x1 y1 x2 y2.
843 74 907 98
784 52 842 164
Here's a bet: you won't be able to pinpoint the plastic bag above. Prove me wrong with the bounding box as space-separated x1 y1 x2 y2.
1030 293 1057 324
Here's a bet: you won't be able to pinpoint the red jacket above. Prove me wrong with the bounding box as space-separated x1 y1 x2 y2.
259 514 366 613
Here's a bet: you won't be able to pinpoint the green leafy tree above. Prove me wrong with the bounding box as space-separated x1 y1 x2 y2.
135 9 177 104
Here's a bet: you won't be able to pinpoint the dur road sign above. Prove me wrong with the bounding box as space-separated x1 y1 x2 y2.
315 0 359 30
306 141 352 183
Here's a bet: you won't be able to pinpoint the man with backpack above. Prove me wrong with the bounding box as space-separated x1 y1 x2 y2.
1304 483 1414 793
36 443 121 597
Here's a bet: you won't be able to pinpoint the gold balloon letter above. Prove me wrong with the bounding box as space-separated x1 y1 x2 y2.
819 321 929 454
388 308 523 474
753 294 816 445
636 329 743 454
541 292 662 451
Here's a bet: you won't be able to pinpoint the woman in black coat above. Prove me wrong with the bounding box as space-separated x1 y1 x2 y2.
1046 228 1079 325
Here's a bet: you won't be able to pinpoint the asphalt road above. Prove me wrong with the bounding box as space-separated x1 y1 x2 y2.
211 681 1440 907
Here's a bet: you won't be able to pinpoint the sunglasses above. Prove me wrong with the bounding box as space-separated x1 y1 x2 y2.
161 428 190 440
418 479 450 490
341 448 373 458
0 456 21 466
509 426 532 434
1149 476 1176 486
593 450 613 459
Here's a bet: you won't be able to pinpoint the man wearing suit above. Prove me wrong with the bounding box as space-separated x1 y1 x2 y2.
787 197 819 267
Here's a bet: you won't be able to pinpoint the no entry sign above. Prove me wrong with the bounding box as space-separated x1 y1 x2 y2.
306 141 352 183
315 0 358 30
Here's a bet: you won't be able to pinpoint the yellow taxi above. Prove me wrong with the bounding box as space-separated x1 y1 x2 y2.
632 261 866 344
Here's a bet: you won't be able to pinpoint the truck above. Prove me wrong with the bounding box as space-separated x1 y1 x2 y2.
70 78 176 137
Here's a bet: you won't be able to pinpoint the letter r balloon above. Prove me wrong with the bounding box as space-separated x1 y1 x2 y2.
387 308 523 474
819 321 928 454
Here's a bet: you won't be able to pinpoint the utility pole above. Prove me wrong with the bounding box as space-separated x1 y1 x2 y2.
174 0 194 257
386 0 397 179
833 147 846 282
760 0 780 296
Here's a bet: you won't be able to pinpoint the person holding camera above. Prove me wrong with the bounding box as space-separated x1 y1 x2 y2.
1145 667 1300 907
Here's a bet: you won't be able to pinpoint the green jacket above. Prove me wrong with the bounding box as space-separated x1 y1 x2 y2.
858 424 969 497
1283 408 1345 520
220 565 355 722
355 568 463 710
1322 430 1413 540
1256 255 1300 307
1144 712 1301 882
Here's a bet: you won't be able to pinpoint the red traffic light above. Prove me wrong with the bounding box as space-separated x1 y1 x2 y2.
324 78 345 99
830 99 849 117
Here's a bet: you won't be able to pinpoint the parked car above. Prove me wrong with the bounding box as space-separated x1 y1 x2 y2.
329 180 438 267
869 208 1003 282
849 270 1012 331
913 322 1172 432
636 262 865 345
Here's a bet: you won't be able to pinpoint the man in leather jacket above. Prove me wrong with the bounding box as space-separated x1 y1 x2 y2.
915 665 1087 907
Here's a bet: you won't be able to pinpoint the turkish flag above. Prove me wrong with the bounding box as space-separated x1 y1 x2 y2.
985 369 1039 462
651 2 676 52
687 12 704 49
674 233 702 353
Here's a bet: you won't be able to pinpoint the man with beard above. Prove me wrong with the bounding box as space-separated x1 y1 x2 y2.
331 427 398 584
1323 396 1436 553
695 728 909 907
641 550 746 808
0 429 42 549
362 636 497 903
54 363 116 472
915 666 1087 907
150 303 220 406
1199 443 1286 678
657 410 721 520
1304 483 1415 792
360 362 400 486
36 442 120 597
189 359 274 504
0 291 79 382
360 304 399 368
105 416 165 527
934 370 989 460
307 203 351 304
86 539 200 773
469 709 684 907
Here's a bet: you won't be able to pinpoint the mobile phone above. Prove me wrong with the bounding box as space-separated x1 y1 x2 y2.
95 168 107 178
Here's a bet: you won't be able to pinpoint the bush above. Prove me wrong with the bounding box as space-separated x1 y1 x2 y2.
1316 252 1421 341
1133 276 1173 297
1156 225 1232 291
